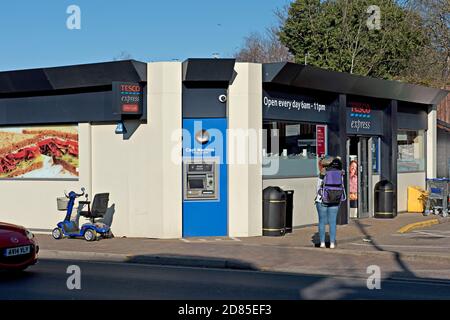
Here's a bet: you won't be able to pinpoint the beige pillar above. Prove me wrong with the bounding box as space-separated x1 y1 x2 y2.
427 106 437 178
227 63 263 237
90 62 183 239
147 62 183 238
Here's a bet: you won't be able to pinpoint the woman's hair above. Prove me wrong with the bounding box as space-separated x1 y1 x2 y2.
320 156 334 168
319 156 334 176
329 157 343 170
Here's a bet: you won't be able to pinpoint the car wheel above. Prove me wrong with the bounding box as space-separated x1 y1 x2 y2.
84 229 96 242
52 228 63 240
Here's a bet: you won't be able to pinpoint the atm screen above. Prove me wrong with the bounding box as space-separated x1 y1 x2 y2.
188 164 213 172
188 179 204 189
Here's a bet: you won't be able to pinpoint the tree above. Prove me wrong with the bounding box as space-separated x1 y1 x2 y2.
234 6 293 63
279 0 429 80
400 0 449 87
234 29 293 63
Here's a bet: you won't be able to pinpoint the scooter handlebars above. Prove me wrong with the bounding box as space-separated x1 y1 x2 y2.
64 187 86 199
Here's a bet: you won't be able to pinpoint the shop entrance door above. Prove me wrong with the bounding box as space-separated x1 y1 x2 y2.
348 136 372 219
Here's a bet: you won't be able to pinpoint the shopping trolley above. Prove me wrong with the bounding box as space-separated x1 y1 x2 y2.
424 178 449 217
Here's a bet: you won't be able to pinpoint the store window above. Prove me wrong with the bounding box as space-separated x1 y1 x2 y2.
397 130 425 172
262 121 323 178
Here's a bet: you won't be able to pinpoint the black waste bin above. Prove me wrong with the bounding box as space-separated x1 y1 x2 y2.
285 190 294 233
374 180 396 218
263 187 286 236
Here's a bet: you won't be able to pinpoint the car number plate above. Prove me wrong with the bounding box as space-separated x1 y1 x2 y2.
4 246 31 257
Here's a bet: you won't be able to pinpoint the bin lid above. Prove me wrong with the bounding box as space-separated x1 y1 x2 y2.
375 180 394 190
263 186 287 201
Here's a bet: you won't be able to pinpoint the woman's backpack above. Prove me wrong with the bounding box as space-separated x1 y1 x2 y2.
320 168 346 205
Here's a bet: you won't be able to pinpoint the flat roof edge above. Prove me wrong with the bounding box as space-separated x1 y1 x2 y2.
0 60 148 95
262 62 449 106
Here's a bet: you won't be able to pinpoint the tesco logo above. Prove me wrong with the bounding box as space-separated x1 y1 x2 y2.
121 84 140 92
350 102 371 114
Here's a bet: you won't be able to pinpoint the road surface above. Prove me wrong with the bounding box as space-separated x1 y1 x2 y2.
1 259 450 300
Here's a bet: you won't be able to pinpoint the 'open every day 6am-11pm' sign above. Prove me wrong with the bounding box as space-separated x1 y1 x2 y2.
262 90 333 123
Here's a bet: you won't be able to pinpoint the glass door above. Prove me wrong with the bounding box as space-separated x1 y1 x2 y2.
358 137 371 218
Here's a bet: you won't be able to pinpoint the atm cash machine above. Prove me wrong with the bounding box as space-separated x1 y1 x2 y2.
182 119 227 237
181 58 233 237
184 159 219 200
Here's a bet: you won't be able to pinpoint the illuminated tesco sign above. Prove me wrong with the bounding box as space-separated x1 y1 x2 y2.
113 82 143 116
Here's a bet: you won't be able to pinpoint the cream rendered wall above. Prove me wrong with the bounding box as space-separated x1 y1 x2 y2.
427 107 437 178
0 123 91 230
227 63 263 237
397 172 426 212
91 62 182 238
263 177 318 226
372 174 380 191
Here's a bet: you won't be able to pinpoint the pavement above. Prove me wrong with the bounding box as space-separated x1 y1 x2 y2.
35 212 450 281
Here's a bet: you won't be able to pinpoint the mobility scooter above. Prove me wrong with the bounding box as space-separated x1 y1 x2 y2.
52 187 112 241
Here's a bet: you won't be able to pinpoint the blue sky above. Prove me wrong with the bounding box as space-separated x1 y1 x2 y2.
0 0 289 71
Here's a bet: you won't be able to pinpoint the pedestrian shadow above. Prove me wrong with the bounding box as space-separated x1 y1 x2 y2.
353 219 416 278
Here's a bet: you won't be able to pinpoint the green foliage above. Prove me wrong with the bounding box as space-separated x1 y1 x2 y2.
279 0 429 80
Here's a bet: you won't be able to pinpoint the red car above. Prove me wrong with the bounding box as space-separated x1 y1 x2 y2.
0 222 39 271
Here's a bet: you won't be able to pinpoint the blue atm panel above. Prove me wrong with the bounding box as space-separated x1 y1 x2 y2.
182 118 227 237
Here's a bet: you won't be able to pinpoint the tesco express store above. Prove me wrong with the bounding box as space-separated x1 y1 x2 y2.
0 59 447 238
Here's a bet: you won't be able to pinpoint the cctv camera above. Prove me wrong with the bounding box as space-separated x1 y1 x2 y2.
218 94 227 103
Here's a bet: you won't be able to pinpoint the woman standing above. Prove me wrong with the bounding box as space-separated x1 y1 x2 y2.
315 157 346 249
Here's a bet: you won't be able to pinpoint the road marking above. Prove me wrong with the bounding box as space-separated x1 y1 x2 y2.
412 230 450 238
349 242 450 249
393 229 450 238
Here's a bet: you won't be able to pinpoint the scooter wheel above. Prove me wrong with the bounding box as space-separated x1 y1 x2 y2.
52 228 63 240
84 229 97 242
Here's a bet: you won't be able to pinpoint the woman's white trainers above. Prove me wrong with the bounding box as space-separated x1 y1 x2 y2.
330 243 335 249
320 242 326 248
